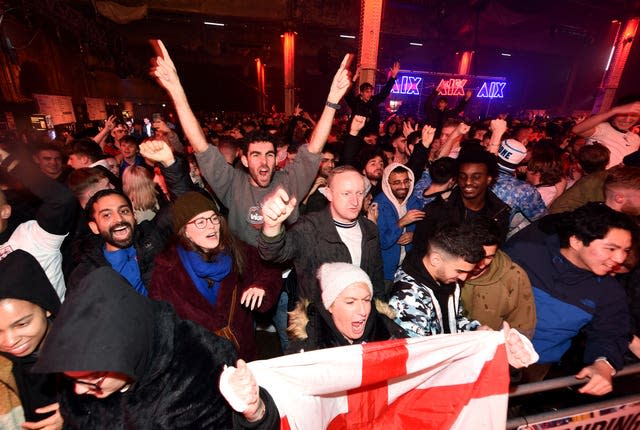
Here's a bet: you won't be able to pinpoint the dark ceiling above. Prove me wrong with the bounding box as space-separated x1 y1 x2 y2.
2 0 640 113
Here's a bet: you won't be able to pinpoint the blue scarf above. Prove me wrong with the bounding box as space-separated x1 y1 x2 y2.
177 245 233 305
103 246 147 296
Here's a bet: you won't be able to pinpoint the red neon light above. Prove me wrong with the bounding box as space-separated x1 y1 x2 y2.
436 78 467 96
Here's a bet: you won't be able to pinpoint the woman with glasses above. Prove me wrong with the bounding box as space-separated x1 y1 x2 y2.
148 191 281 360
32 267 279 429
0 250 63 429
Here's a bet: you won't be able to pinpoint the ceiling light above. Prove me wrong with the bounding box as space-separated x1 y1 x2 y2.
340 34 356 39
409 42 423 46
500 53 511 57
204 21 225 27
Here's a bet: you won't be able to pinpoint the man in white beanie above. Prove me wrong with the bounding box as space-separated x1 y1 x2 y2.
491 137 547 238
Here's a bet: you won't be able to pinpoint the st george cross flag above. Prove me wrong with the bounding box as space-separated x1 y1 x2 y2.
247 331 511 430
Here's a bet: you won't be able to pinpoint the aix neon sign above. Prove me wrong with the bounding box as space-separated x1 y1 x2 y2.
436 79 467 96
476 81 506 98
391 76 422 95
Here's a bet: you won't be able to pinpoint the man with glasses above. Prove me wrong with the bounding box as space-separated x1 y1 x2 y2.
374 163 424 290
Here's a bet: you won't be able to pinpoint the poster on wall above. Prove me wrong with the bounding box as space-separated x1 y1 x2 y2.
85 97 107 121
33 94 76 125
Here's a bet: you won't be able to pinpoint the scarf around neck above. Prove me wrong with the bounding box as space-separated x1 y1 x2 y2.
177 245 233 305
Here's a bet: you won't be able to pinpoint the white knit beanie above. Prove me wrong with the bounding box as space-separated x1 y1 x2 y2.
317 262 373 309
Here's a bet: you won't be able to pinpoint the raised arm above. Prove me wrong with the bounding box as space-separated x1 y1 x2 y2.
573 101 640 137
92 115 117 150
307 53 353 154
150 40 209 154
486 119 508 155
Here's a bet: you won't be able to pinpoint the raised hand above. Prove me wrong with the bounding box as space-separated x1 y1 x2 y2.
421 125 436 148
402 121 418 138
350 114 367 135
327 53 354 104
104 115 117 131
490 118 507 136
139 139 175 167
454 122 471 136
390 61 401 78
261 188 297 233
150 40 183 95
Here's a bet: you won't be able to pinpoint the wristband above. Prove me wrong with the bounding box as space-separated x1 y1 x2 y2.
326 101 341 110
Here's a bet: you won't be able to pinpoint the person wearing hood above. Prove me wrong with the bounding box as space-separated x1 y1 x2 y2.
32 267 279 429
287 263 407 353
373 163 424 289
0 250 63 429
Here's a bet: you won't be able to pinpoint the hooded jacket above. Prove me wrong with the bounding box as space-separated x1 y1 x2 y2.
388 251 479 337
32 268 279 429
374 163 423 280
286 299 407 354
504 224 630 369
0 250 61 423
460 250 536 338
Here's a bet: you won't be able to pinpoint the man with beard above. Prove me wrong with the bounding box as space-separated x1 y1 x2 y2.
151 40 352 247
412 144 511 255
388 223 485 337
299 145 337 215
68 140 193 294
68 189 169 295
357 147 386 198
374 163 424 289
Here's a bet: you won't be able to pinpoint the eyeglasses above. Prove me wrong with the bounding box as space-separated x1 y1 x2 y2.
389 179 412 186
68 372 107 392
187 214 220 229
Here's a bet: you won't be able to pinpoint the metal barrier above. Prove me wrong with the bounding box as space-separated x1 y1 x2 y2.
507 362 640 429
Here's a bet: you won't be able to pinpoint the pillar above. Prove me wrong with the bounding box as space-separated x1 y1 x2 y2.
457 51 474 75
358 0 384 89
282 31 295 115
592 18 639 114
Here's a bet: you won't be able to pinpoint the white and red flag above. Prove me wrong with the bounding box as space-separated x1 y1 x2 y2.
247 331 511 430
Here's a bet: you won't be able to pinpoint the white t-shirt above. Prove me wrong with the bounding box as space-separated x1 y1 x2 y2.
589 122 640 169
0 220 67 300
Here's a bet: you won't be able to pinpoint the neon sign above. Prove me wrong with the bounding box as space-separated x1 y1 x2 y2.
436 79 467 96
476 81 506 98
391 76 422 95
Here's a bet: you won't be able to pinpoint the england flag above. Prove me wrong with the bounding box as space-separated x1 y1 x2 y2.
247 330 511 429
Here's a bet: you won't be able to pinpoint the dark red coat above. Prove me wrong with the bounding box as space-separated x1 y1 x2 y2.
149 241 281 360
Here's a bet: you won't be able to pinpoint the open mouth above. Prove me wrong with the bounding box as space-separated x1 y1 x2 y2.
111 224 131 240
352 320 366 335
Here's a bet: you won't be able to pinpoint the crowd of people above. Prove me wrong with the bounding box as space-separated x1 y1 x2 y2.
0 38 638 428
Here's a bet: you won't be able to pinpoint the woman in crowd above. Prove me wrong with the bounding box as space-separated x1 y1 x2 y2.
0 250 63 430
121 165 164 223
148 191 281 360
32 267 279 429
287 262 407 353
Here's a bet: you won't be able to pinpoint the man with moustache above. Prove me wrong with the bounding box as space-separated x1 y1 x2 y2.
151 40 352 246
258 165 385 302
374 163 424 289
412 144 511 255
68 189 170 295
68 140 192 294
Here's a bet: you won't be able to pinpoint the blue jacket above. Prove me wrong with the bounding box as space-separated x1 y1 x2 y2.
374 192 422 280
504 224 629 369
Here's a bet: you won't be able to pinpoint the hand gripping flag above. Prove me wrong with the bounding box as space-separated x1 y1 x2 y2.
247 331 511 430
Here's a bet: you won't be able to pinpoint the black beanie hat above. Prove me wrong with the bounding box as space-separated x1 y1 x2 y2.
171 191 218 232
0 250 61 316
